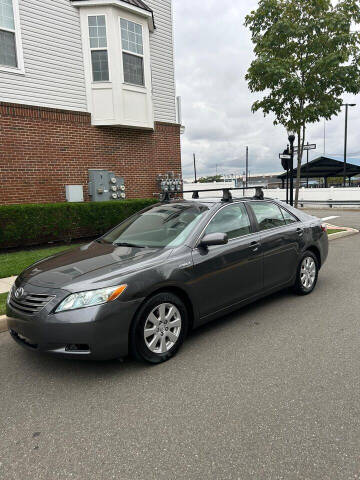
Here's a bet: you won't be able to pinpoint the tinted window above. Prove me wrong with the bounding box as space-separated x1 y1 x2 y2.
280 207 298 225
251 202 286 231
205 203 251 240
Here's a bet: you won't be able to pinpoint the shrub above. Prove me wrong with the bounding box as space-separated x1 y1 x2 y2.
0 199 158 249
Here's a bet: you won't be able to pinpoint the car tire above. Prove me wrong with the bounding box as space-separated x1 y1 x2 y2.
293 251 319 296
129 292 188 364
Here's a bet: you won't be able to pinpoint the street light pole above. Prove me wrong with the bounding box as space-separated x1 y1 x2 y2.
306 142 309 188
246 146 249 188
342 103 356 187
193 153 197 183
288 132 296 206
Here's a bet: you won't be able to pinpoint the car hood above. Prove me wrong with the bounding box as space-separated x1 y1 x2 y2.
17 241 172 291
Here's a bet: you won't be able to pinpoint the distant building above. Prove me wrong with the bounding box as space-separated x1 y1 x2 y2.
0 0 182 205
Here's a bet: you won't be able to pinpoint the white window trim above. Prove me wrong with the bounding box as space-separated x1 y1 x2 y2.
120 17 145 88
0 0 25 75
72 0 155 32
87 13 112 83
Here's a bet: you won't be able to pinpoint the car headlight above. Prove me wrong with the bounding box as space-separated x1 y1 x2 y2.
55 285 127 313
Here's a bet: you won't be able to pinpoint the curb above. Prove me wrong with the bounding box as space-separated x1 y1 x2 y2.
0 315 8 334
328 229 359 241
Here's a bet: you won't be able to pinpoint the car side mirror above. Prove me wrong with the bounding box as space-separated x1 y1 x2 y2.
199 232 228 248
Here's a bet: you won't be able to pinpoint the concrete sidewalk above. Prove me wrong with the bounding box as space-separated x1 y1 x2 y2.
0 276 16 294
0 277 15 333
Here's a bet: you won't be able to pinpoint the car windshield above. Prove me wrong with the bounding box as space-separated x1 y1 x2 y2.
101 203 210 248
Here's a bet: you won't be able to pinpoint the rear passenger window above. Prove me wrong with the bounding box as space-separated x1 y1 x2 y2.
280 207 298 225
251 202 286 231
205 203 251 240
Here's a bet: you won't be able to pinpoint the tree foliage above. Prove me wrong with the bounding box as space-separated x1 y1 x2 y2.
198 175 224 183
245 0 360 205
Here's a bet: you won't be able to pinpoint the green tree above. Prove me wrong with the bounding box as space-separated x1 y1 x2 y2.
245 0 360 206
198 175 223 183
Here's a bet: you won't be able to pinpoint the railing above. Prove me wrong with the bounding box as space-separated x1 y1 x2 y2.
298 200 360 208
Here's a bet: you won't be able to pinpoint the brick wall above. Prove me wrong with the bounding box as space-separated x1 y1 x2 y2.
0 102 181 205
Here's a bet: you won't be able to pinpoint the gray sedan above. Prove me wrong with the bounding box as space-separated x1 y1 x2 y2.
7 194 328 363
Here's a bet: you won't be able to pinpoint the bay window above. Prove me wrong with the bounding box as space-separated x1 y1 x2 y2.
75 1 154 128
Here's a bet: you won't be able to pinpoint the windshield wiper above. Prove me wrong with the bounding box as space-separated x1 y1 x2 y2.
113 242 146 248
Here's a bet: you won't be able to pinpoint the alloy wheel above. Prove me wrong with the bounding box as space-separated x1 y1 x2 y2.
300 256 316 289
144 303 182 354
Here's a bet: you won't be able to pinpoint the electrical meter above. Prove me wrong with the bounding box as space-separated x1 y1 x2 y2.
88 170 126 202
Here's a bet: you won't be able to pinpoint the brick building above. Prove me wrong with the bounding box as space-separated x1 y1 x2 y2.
0 0 182 205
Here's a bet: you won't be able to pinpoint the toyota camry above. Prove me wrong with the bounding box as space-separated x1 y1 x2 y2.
7 189 328 364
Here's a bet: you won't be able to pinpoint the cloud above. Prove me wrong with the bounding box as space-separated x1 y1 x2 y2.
173 0 360 179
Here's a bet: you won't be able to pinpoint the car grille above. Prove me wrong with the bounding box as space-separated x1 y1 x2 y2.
9 292 55 315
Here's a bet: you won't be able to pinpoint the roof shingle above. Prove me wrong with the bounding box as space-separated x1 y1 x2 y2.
122 0 152 13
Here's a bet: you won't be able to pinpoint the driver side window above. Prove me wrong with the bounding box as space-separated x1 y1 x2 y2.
205 203 251 240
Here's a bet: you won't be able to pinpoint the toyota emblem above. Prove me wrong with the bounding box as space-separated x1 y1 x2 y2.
14 287 25 299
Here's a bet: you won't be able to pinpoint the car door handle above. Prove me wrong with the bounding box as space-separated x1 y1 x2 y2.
250 241 260 252
296 228 304 237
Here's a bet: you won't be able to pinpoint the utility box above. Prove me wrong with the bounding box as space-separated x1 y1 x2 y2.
65 185 84 202
88 170 126 202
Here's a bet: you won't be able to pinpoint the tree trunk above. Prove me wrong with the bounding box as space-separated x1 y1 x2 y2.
294 124 306 208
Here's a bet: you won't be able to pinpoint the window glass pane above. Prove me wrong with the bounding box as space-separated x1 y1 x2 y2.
0 29 17 67
205 203 251 240
91 50 109 82
123 52 144 85
88 15 107 49
120 18 143 55
102 204 209 248
0 0 15 30
251 202 286 231
281 207 298 225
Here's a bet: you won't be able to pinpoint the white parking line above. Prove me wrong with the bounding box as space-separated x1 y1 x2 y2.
321 216 340 222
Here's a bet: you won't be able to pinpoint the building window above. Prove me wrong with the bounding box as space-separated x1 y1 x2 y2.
120 18 144 86
0 0 18 67
88 15 109 82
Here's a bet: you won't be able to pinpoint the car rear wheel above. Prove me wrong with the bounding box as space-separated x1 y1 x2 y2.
293 251 319 295
130 292 188 364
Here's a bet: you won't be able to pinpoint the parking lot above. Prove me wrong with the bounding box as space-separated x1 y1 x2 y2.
303 207 360 230
0 229 359 479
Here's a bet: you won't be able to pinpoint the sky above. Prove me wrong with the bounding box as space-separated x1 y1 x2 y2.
172 0 360 180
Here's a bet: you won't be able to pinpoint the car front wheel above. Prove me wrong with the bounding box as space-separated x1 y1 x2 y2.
293 251 319 295
130 292 188 364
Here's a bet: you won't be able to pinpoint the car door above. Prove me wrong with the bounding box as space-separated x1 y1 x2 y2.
249 201 303 291
190 202 263 319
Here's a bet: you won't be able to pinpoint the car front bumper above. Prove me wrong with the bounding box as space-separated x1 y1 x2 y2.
6 284 143 361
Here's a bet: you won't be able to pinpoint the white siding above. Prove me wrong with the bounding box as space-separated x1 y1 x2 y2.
146 0 177 124
0 0 87 111
0 0 176 122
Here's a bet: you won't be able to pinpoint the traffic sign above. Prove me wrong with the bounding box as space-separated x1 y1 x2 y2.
294 143 316 153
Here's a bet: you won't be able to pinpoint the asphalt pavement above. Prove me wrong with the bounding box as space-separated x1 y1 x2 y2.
302 207 360 230
1 234 360 480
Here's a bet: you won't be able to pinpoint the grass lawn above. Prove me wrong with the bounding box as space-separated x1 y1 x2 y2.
0 292 8 316
0 244 83 279
327 228 346 235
